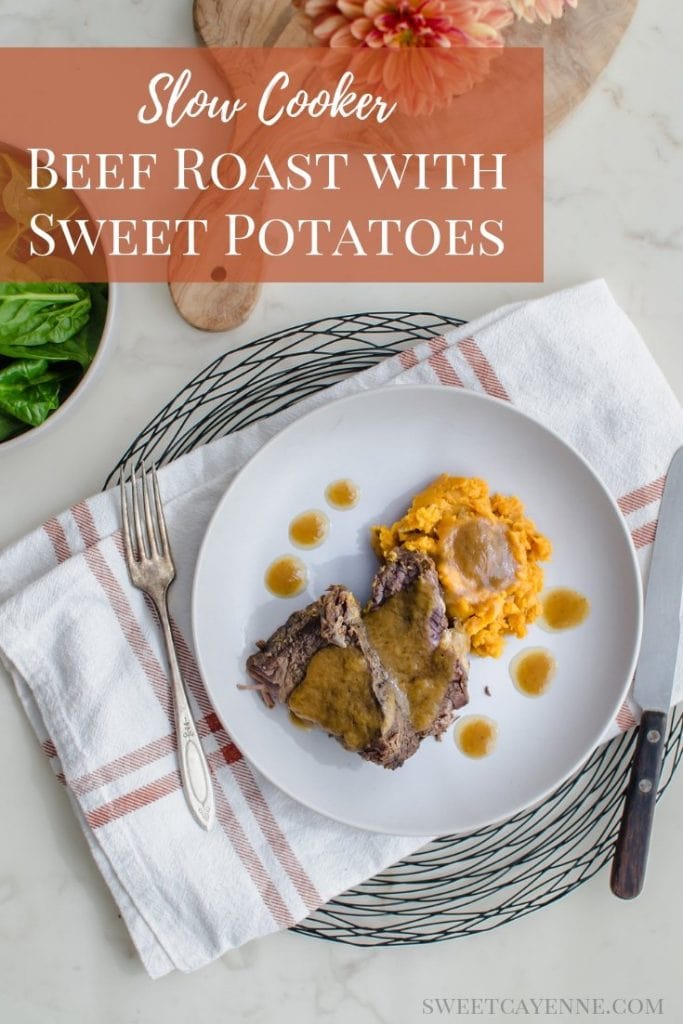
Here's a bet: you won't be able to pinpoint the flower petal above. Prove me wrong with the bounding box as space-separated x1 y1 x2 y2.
312 13 349 40
337 0 366 16
350 17 374 39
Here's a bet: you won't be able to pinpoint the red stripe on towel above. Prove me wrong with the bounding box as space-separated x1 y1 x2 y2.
42 738 58 759
86 770 180 828
211 740 243 768
632 520 657 550
428 336 464 388
399 348 418 370
618 477 665 517
170 612 323 909
43 517 71 565
40 737 65 785
73 733 178 796
108 523 323 910
73 501 301 924
85 741 294 928
457 337 510 402
83 545 175 720
84 742 239 827
71 500 100 548
207 762 296 930
69 712 239 797
616 703 637 732
228 757 322 908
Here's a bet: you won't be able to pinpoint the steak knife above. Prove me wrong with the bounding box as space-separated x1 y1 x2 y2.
611 445 683 899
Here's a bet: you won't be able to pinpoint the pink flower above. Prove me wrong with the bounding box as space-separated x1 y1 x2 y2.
508 0 577 25
293 1 513 113
294 1 513 49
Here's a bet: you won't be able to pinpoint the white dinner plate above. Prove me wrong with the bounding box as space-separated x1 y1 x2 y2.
192 386 642 836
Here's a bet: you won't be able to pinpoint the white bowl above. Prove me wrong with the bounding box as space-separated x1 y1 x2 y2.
0 138 118 453
0 281 118 453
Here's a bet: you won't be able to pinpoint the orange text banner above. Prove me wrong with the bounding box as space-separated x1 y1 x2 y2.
0 47 543 283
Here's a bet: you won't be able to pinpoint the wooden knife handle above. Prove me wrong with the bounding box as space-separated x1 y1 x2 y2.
610 709 668 899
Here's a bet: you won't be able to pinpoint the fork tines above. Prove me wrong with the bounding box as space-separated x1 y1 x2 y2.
120 463 170 568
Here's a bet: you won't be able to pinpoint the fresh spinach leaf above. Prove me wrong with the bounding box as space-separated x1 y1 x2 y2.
78 283 108 361
0 409 24 441
0 282 92 367
0 358 72 426
0 323 93 368
0 280 108 442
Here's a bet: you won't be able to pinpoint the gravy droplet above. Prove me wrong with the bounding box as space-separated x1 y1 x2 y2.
540 588 590 631
455 715 498 759
265 555 308 598
288 708 313 730
510 647 557 698
325 478 360 510
289 509 329 549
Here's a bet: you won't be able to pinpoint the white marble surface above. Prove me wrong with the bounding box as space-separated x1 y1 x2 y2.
1 0 683 1018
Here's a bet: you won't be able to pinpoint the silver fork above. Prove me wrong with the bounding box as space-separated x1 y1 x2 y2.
120 463 215 831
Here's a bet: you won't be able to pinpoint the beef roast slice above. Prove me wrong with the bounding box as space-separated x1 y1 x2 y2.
245 548 469 769
245 585 352 709
364 548 469 739
246 585 418 769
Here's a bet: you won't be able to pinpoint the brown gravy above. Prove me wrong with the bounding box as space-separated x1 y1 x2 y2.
438 516 517 601
287 575 465 744
540 588 590 631
288 646 382 751
364 577 459 733
264 555 308 598
289 509 329 549
455 716 498 758
510 647 556 698
325 478 360 510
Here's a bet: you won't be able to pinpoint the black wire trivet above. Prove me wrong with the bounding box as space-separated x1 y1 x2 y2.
106 310 683 946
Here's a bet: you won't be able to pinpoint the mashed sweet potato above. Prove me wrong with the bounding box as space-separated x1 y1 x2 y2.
372 476 552 658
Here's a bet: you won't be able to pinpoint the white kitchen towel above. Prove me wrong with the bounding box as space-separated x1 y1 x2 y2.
0 279 681 978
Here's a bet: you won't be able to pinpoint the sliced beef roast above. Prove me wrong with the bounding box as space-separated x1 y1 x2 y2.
244 548 469 769
365 548 469 740
245 585 352 709
246 585 418 769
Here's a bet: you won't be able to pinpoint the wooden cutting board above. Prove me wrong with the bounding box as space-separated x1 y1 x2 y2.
170 0 638 331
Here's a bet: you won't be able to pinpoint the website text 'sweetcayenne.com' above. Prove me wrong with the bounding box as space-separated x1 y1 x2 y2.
421 997 664 1017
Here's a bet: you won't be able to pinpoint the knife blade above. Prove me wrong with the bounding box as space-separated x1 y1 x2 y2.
632 447 683 712
611 445 683 899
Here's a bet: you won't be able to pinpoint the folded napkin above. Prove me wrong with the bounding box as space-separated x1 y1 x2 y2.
1 280 681 978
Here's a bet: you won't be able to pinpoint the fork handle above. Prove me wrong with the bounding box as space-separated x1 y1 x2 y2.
157 598 216 831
